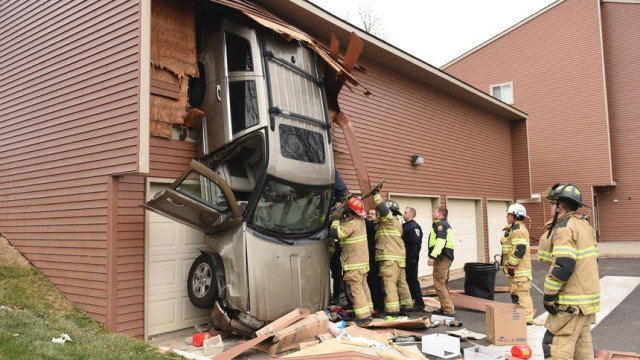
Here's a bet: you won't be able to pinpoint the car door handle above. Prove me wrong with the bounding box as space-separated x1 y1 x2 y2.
166 198 184 207
216 85 221 101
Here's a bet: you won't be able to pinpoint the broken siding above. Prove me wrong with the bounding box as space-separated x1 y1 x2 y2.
0 0 141 322
598 2 640 241
445 0 610 229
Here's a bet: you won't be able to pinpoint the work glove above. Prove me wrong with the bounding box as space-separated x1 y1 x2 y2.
507 265 516 277
543 294 558 315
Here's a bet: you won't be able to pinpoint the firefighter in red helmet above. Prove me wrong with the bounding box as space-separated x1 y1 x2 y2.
330 195 373 326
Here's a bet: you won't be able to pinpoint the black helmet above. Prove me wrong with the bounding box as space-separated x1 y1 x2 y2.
544 183 586 208
385 200 401 215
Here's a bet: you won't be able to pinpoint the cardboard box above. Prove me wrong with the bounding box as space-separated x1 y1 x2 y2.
256 310 329 355
485 303 527 345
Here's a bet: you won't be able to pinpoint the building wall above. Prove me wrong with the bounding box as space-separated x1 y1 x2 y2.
111 137 197 337
333 56 520 253
445 0 611 239
0 0 142 322
597 2 640 241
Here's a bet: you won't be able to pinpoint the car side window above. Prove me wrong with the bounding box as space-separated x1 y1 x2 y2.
229 80 259 134
176 171 230 213
225 32 253 72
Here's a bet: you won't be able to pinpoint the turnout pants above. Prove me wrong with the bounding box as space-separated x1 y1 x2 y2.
509 277 534 323
433 256 455 314
344 268 372 319
543 312 596 359
379 260 412 313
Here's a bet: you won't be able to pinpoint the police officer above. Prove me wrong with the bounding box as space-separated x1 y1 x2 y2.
428 206 455 316
330 195 373 326
538 183 600 359
372 189 412 320
501 203 534 324
402 207 424 311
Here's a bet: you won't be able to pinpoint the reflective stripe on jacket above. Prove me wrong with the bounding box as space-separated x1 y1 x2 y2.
428 219 454 260
500 221 532 280
538 212 600 314
373 193 406 266
331 214 369 271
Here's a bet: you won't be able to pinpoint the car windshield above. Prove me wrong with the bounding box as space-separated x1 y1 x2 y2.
251 177 332 236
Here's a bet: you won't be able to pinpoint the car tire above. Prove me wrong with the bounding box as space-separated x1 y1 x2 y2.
187 254 218 309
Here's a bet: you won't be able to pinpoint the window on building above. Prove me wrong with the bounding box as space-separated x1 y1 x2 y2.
490 82 513 104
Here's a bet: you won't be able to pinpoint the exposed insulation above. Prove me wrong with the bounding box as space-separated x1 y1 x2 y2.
150 0 198 138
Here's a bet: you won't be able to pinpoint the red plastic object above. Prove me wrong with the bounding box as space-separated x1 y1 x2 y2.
511 344 532 359
192 332 211 347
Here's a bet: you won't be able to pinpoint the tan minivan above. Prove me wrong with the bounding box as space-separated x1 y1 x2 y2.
145 20 334 335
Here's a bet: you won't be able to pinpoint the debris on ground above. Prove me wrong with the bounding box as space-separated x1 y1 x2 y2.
51 333 72 344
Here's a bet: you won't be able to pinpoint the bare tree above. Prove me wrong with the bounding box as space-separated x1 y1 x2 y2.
358 4 386 39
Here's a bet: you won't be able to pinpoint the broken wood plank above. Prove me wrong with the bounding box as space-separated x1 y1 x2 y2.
422 287 510 296
389 343 427 360
451 293 510 312
284 351 382 359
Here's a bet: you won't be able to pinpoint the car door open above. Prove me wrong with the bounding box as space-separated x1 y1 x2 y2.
145 160 242 234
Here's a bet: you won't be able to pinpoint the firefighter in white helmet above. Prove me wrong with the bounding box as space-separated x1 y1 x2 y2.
500 203 534 325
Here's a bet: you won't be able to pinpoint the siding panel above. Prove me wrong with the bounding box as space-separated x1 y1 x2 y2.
0 0 141 325
598 2 640 241
445 0 610 238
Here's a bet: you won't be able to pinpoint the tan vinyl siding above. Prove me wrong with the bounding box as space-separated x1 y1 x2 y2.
598 2 640 241
0 0 141 324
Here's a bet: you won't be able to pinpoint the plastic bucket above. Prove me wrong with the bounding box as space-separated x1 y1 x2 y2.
463 262 499 300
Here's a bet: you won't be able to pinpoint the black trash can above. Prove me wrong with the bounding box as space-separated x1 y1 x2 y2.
463 262 499 300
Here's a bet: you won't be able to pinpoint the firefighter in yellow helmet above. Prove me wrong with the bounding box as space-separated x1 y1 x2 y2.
330 195 373 326
538 183 600 359
372 189 412 320
501 203 534 325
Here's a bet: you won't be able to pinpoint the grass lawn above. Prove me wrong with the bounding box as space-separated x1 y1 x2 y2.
0 237 183 360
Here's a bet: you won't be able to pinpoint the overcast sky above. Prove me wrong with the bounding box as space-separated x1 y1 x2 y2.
309 0 556 67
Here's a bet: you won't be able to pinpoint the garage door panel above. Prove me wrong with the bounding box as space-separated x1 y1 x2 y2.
487 201 509 262
446 199 479 271
148 183 210 336
182 297 209 321
388 195 437 277
149 258 179 288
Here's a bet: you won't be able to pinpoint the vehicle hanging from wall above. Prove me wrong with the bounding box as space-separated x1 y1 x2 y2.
144 18 338 335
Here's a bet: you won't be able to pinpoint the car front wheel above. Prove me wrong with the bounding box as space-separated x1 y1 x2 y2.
187 254 218 309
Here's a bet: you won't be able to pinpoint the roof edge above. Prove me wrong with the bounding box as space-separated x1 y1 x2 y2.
286 0 528 120
441 0 565 69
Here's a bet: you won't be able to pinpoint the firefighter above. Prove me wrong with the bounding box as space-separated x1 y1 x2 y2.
372 189 412 320
330 195 373 325
538 183 600 359
428 206 455 316
501 203 534 324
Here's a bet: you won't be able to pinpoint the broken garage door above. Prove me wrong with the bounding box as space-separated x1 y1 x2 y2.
146 183 209 336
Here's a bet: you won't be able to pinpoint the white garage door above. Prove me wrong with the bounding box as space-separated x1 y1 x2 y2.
486 201 510 264
147 183 210 336
389 195 438 277
445 199 480 271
